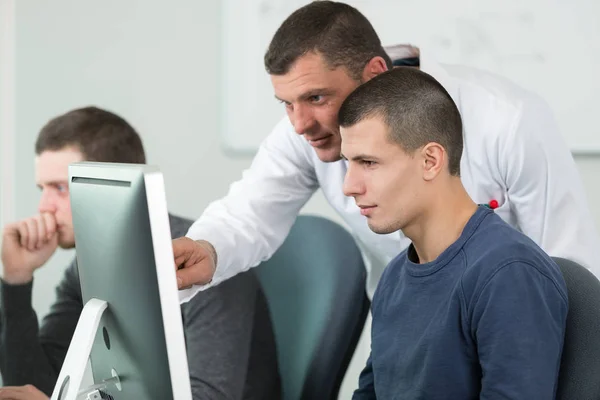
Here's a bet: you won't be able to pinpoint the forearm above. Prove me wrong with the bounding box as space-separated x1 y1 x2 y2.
185 193 306 286
0 280 62 395
183 139 317 298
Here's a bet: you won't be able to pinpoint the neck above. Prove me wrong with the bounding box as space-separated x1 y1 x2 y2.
404 179 478 264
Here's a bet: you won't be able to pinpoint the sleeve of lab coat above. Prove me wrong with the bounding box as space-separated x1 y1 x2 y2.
181 118 319 300
499 96 600 276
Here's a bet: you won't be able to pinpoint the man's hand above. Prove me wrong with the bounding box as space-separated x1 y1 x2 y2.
1 213 59 285
0 384 49 400
172 237 217 289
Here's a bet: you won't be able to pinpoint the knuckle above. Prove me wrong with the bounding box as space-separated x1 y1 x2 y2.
18 224 28 236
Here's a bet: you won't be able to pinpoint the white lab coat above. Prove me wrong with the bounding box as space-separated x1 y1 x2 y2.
182 55 600 301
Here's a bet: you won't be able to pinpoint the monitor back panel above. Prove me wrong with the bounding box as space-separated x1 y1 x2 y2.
70 164 174 399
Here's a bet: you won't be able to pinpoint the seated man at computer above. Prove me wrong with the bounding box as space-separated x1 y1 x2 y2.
0 107 281 400
338 68 568 399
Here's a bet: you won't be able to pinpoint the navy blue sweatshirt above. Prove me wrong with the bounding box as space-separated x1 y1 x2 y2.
354 206 568 399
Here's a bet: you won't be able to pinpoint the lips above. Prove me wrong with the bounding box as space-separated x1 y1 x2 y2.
305 134 332 148
358 205 376 217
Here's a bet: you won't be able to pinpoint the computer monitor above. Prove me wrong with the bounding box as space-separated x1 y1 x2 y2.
51 162 192 400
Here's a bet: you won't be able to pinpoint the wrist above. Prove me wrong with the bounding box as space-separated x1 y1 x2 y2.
1 268 34 285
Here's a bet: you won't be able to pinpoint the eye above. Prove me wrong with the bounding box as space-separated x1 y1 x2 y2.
361 160 377 167
308 95 324 104
56 184 68 193
279 99 293 110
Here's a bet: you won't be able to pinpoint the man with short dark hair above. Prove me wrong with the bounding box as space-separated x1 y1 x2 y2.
0 106 281 400
34 106 147 164
339 66 568 399
173 0 596 313
264 1 390 82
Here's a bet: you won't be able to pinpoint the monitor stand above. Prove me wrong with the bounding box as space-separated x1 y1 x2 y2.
50 298 119 400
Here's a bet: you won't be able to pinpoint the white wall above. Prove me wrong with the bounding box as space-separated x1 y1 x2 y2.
2 0 600 397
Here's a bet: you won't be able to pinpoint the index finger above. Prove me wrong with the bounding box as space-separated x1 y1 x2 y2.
176 262 213 289
41 212 57 238
172 237 203 268
172 238 187 267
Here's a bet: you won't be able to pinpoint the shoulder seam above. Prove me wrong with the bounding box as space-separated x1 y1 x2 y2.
469 259 568 317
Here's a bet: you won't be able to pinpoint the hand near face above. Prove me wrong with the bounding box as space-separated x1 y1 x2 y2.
1 212 59 284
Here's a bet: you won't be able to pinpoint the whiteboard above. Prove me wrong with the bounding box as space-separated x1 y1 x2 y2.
221 0 600 155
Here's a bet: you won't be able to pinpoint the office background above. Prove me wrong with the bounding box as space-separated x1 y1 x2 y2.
1 0 599 397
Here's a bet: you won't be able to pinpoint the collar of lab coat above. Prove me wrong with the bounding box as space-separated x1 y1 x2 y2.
383 44 459 103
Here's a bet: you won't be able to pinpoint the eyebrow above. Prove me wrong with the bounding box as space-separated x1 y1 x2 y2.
340 153 380 162
36 180 68 189
275 88 335 103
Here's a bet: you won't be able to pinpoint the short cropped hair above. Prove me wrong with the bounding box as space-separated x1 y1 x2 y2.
338 67 463 176
264 1 392 81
